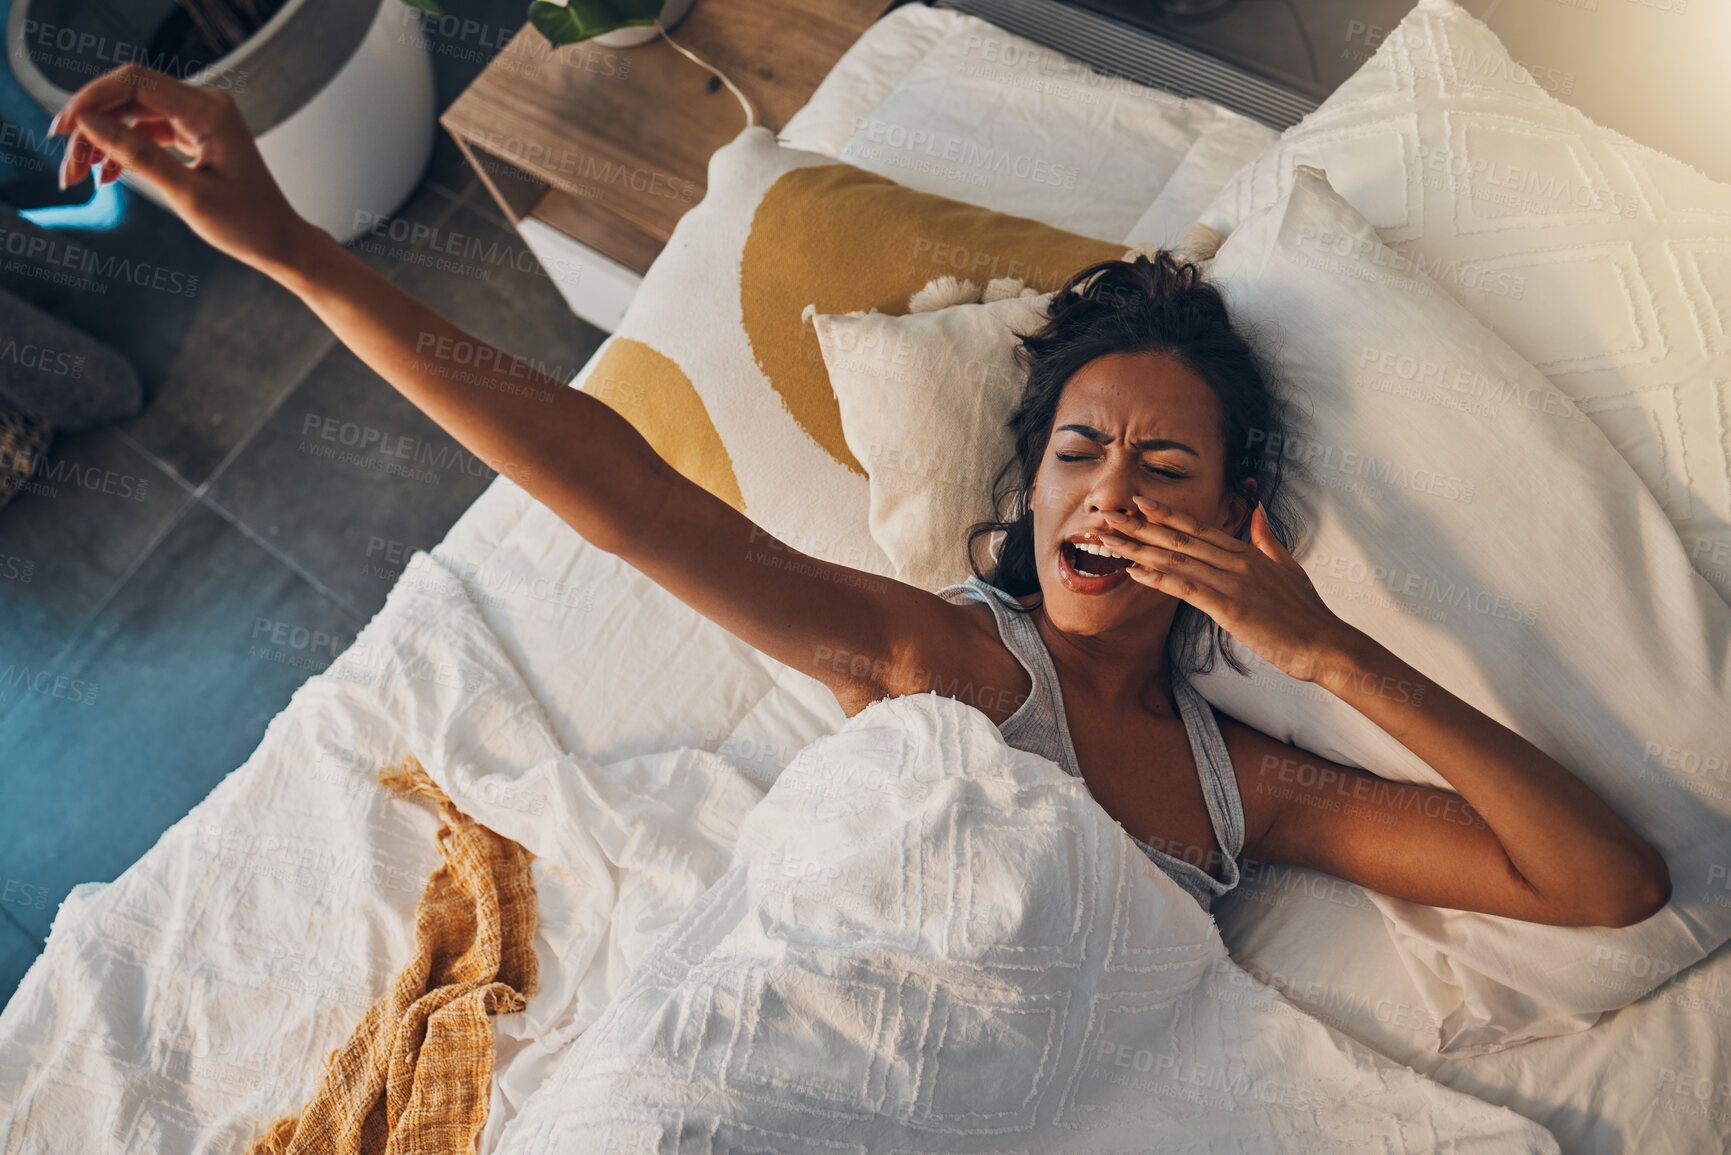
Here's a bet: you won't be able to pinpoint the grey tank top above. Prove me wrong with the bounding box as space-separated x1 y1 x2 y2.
937 575 1245 913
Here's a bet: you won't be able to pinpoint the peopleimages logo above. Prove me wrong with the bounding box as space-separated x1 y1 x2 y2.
0 224 199 297
0 664 100 706
1245 429 1476 504
0 445 152 502
1307 550 1539 627
853 119 1080 189
1341 21 1576 97
0 339 83 378
349 210 584 287
297 412 498 482
17 20 250 90
1410 145 1636 219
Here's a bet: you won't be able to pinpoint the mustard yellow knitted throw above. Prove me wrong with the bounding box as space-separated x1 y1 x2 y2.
248 756 538 1155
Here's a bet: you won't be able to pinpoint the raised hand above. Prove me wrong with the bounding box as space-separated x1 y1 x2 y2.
1096 494 1360 683
49 64 311 277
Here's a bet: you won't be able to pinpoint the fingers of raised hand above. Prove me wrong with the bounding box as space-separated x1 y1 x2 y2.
1102 508 1244 572
58 129 99 189
1121 561 1231 618
1133 496 1249 551
65 111 195 195
53 66 220 139
1251 505 1308 574
1100 531 1196 576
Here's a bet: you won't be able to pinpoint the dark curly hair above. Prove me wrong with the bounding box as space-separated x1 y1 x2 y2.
964 250 1304 678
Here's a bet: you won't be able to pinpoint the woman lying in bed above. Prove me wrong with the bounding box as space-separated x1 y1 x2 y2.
52 66 1672 929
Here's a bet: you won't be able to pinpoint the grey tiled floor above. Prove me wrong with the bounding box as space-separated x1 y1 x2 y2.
0 0 606 1006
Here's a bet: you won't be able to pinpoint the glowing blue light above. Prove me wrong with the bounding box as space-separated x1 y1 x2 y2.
19 179 126 230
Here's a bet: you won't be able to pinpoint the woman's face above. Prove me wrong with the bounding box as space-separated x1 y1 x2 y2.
1030 350 1251 633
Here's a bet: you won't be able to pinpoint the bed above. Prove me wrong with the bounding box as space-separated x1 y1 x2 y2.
4 2 1730 1152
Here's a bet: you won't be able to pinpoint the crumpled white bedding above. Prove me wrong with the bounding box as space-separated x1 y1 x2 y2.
0 540 1558 1154
490 689 1560 1153
9 467 1731 1153
397 476 1731 1155
0 549 760 1152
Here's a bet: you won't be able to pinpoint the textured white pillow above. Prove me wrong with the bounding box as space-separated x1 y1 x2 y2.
816 166 1731 1055
776 3 957 158
835 14 1279 241
813 286 1051 592
1196 166 1731 1054
1197 0 1731 606
1126 113 1280 249
573 125 1120 593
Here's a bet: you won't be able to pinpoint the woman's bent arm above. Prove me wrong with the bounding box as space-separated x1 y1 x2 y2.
1096 496 1671 928
1281 630 1672 927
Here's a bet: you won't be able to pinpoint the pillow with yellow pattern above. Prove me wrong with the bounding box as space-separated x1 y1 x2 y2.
576 125 1123 575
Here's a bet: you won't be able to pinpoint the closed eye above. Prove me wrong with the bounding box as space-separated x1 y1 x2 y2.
1055 452 1188 479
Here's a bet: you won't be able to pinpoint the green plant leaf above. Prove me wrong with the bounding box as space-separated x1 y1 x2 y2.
527 0 665 48
400 0 444 16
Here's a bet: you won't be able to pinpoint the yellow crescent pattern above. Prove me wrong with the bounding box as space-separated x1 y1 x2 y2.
582 337 746 512
739 163 1122 476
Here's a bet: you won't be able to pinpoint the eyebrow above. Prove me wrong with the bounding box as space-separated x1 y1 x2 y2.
1056 424 1200 457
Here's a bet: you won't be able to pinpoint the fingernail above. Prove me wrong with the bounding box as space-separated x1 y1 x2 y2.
48 110 62 135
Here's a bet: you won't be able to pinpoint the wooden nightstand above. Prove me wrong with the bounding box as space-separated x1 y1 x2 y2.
440 0 899 330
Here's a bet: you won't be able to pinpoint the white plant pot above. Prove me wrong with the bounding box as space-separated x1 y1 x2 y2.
6 0 435 244
246 1 436 242
591 0 696 48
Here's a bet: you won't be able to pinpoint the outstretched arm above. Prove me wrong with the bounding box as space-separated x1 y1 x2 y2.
49 64 980 718
52 65 648 551
1096 496 1671 928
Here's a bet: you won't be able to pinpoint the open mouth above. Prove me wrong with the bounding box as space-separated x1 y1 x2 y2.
1061 540 1134 577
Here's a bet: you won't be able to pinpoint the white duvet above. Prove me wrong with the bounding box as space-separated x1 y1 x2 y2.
491 689 1558 1153
0 547 1556 1153
5 457 1728 1155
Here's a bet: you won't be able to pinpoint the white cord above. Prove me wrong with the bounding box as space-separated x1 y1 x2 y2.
656 19 758 129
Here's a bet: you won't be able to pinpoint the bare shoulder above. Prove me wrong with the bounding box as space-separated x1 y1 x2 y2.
1214 714 1299 862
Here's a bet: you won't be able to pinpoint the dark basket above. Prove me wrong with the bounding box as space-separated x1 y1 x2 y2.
0 408 53 514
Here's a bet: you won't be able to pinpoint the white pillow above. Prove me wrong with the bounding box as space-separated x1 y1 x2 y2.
1126 113 1280 249
834 14 1279 241
776 4 958 158
570 126 1121 591
1196 0 1731 606
813 285 1051 591
1212 860 1731 1155
1202 168 1729 1055
815 166 1731 1054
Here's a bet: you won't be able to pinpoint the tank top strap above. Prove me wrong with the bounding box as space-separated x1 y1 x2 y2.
936 576 1247 911
936 576 1083 779
1171 674 1247 885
